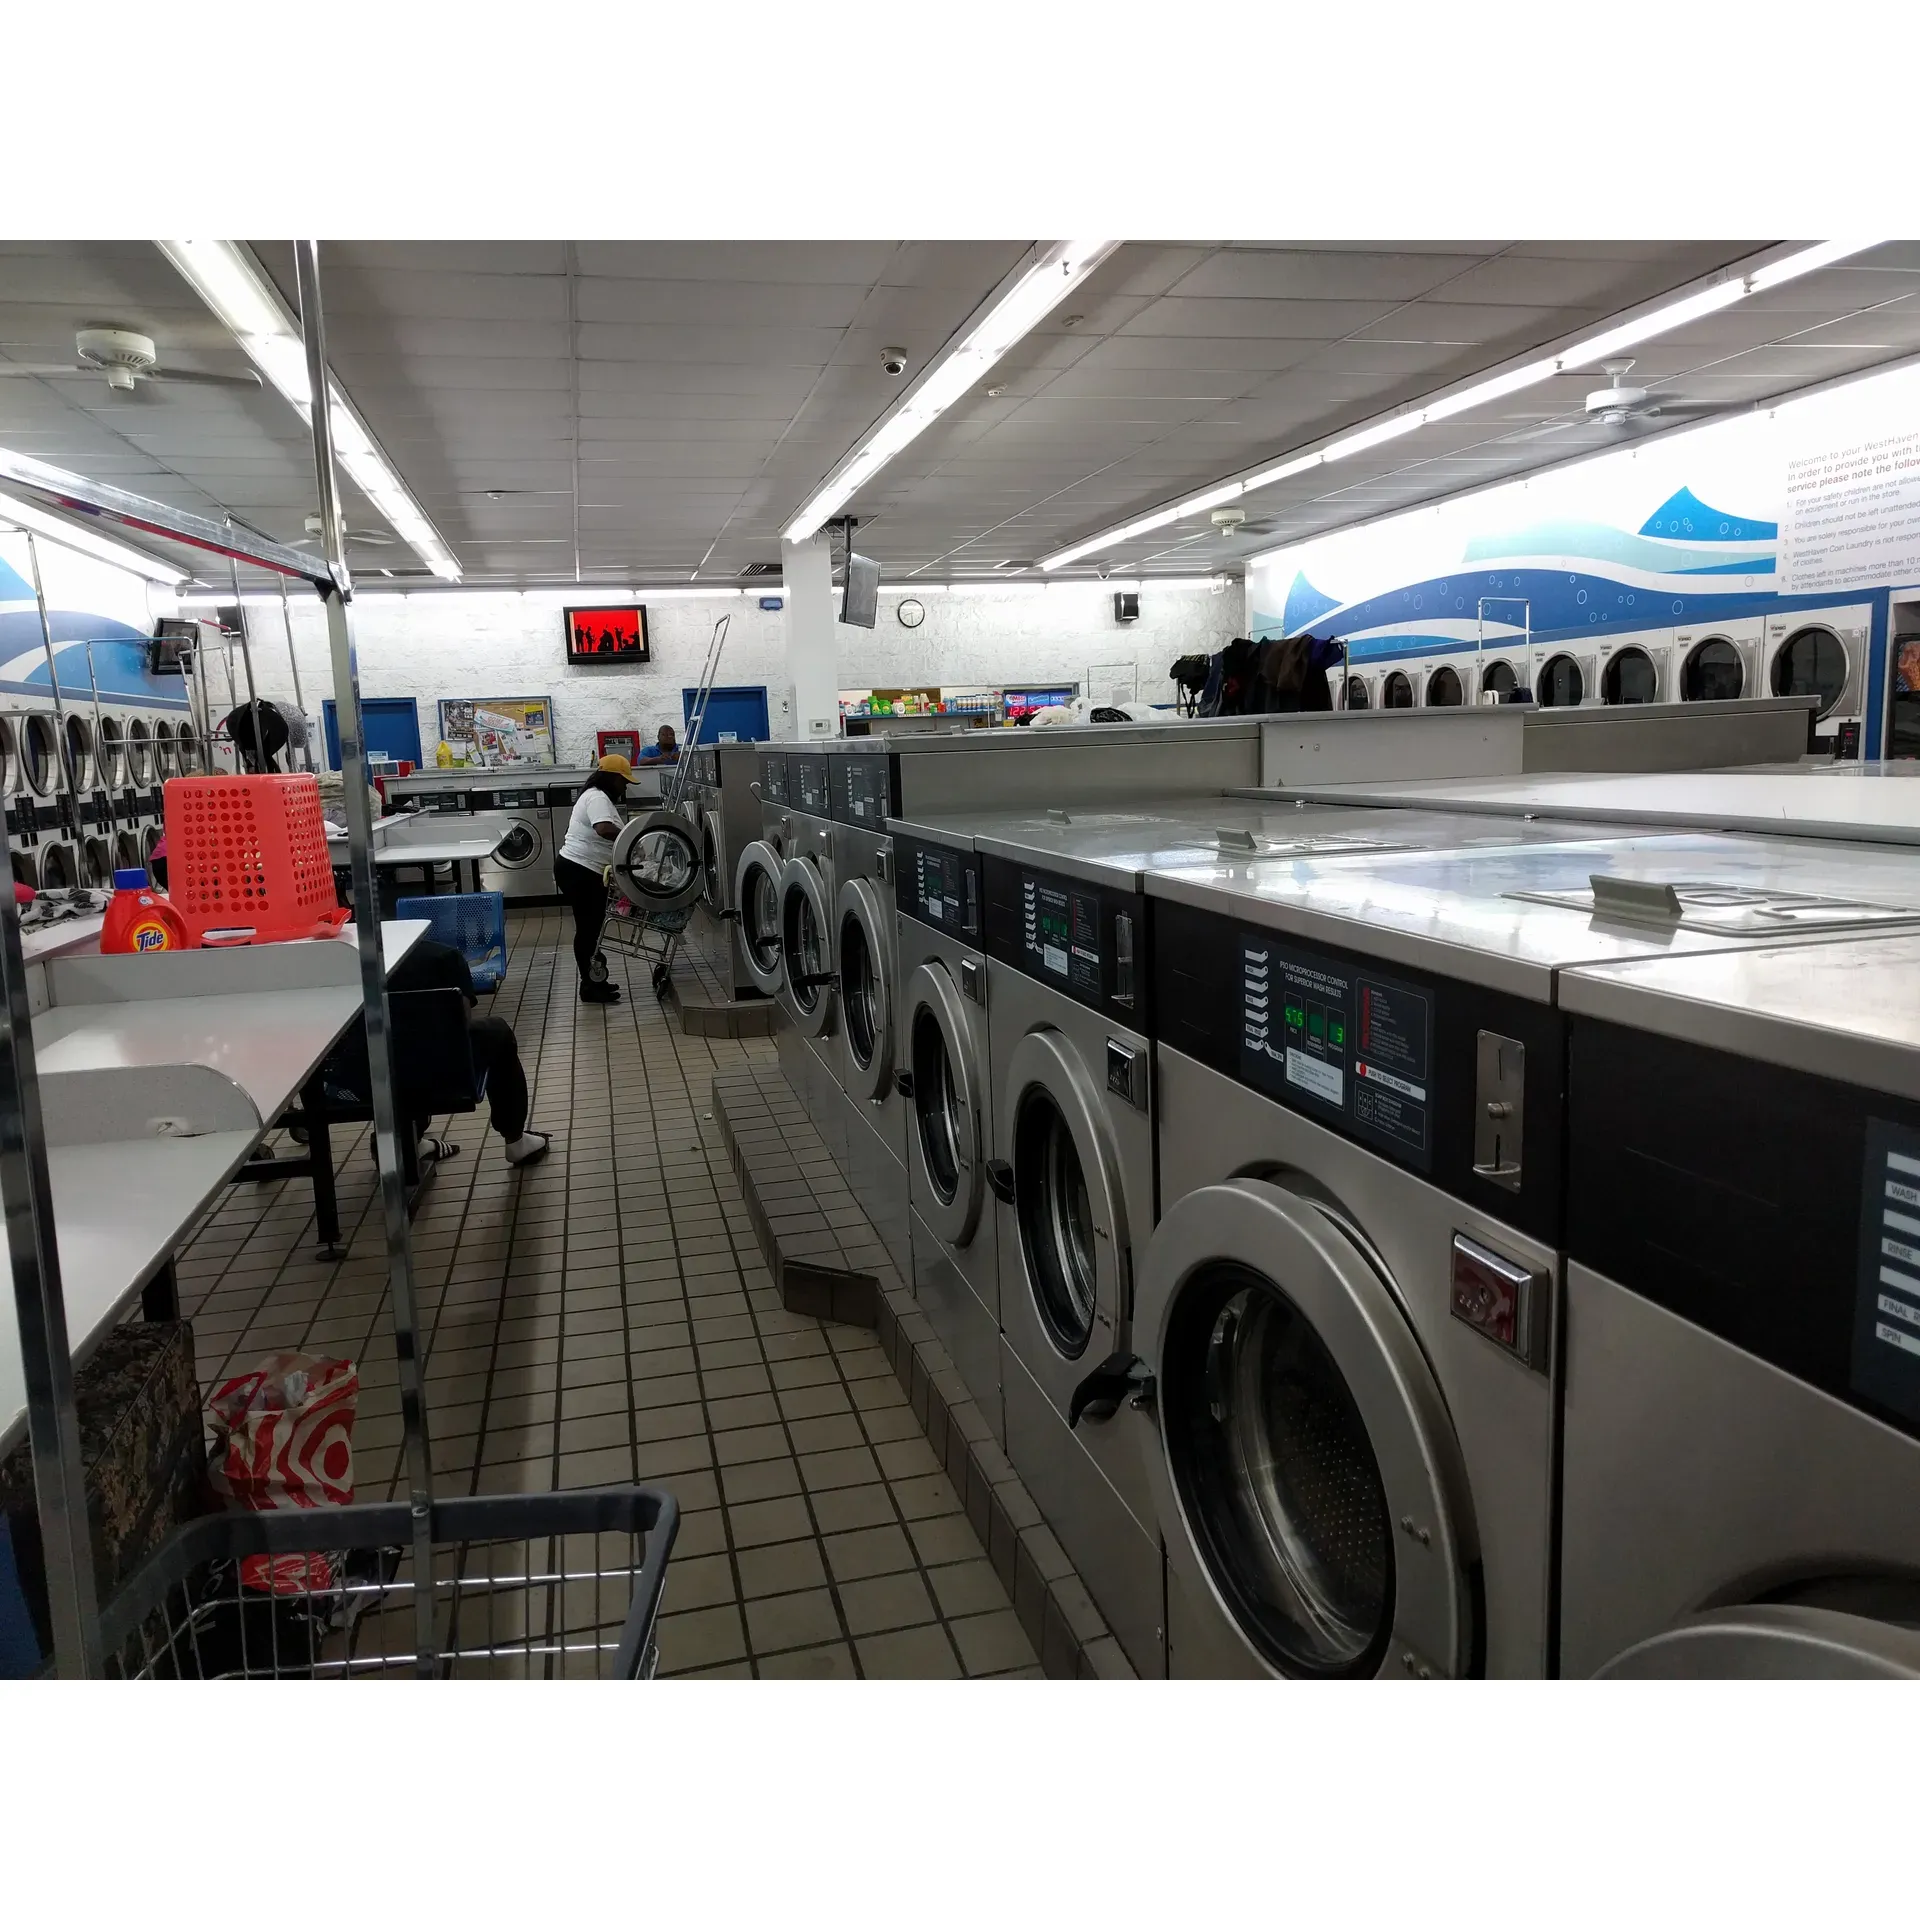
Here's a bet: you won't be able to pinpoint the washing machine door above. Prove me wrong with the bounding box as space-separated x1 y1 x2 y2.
1597 1605 1920 1678
490 815 546 872
1005 1028 1129 1374
610 809 703 913
700 811 727 914
735 840 786 995
778 855 836 1038
905 958 986 1246
836 875 894 1100
1135 1179 1477 1679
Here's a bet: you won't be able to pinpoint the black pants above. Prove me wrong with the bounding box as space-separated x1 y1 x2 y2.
554 855 605 984
467 1015 528 1140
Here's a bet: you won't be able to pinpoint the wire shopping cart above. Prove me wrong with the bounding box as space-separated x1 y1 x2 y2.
94 1488 678 1679
590 860 700 998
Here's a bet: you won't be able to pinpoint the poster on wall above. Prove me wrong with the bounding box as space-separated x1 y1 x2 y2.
438 696 557 767
1778 408 1920 596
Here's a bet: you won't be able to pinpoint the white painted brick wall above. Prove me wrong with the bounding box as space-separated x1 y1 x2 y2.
229 581 1247 760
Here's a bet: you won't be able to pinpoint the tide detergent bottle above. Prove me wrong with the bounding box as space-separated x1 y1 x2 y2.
100 869 189 954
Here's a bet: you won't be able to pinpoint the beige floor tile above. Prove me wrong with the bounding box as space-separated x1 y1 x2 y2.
806 1482 896 1535
822 1524 918 1586
735 1537 828 1601
929 1559 1011 1621
727 1495 814 1550
713 1424 791 1467
755 1642 858 1679
838 1571 936 1638
908 1514 983 1567
721 1456 803 1505
744 1588 842 1657
891 1474 964 1522
661 1552 738 1615
949 1610 1037 1677
657 1604 748 1673
798 1446 881 1494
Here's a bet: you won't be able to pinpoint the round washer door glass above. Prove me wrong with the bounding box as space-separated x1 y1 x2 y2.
840 908 878 1068
1537 654 1584 707
1014 1087 1100 1358
1383 671 1413 709
736 843 785 994
1771 625 1849 717
701 817 724 912
493 819 542 869
1339 675 1370 711
912 1002 965 1206
1164 1259 1395 1676
1681 637 1744 701
611 810 703 913
836 880 893 1096
1602 647 1657 705
1480 659 1517 701
1425 666 1463 708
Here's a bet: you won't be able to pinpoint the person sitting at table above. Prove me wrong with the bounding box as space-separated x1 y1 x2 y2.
638 724 678 763
388 935 549 1166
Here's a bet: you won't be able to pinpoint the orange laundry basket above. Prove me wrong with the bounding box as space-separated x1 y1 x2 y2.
164 774 352 947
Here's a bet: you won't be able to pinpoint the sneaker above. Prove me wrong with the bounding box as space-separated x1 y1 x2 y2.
579 981 620 1004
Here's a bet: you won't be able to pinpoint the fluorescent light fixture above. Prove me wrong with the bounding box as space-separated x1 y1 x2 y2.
0 484 187 583
157 240 462 581
1746 240 1881 293
1037 240 1873 572
783 239 1119 544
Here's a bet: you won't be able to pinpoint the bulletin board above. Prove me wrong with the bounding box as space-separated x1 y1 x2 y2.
438 695 557 767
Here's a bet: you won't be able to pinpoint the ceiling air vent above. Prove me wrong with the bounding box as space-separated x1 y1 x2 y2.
739 562 782 578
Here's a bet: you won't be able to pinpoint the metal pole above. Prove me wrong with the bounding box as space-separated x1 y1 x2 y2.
226 553 263 770
77 641 121 848
278 576 317 774
0 806 102 1676
23 534 85 855
295 238 437 1675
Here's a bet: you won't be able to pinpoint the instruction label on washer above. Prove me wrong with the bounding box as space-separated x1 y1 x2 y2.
911 845 978 939
1023 874 1102 998
1852 1120 1920 1425
1239 935 1433 1169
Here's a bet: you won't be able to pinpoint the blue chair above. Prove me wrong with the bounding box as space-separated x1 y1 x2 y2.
397 891 507 994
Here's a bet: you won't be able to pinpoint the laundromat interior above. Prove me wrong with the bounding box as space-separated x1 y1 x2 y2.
4 17 1916 1905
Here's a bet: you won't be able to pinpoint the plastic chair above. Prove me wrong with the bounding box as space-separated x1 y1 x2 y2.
396 891 507 993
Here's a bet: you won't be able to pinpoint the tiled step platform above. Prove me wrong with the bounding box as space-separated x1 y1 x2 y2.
711 1064 1135 1679
665 915 779 1039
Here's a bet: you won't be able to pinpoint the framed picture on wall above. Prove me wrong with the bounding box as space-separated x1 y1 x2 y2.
438 696 557 767
564 603 650 665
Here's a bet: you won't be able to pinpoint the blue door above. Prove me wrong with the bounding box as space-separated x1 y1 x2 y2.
323 696 424 770
683 684 770 746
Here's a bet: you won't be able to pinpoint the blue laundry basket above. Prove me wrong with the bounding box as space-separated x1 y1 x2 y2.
396 891 508 993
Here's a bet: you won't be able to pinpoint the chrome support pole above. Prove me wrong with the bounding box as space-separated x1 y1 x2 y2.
225 552 262 768
295 238 437 1676
77 641 121 845
0 813 102 1676
278 577 317 774
23 534 85 842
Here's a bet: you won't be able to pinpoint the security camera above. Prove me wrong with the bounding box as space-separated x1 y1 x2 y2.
881 348 908 377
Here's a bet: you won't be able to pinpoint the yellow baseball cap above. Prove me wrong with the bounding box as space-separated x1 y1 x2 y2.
596 753 638 782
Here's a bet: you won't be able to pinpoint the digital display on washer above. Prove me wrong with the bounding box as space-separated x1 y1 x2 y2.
1852 1120 1920 1426
908 843 979 938
792 755 830 817
834 755 890 826
761 753 790 803
1239 935 1434 1170
1022 873 1103 1000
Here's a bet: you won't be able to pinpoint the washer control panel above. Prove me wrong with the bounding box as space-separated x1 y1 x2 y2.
893 830 981 945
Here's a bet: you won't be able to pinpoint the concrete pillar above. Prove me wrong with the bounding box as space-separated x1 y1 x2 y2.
781 532 839 741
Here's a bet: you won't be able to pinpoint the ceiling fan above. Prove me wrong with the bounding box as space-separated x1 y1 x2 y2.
0 327 262 393
1506 360 1734 443
291 514 399 549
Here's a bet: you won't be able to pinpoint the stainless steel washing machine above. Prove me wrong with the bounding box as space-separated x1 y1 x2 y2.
471 783 553 899
688 741 770 1000
1551 931 1920 1676
832 747 909 1280
895 820 1001 1436
735 748 792 1004
775 746 842 1154
1131 829 1920 1679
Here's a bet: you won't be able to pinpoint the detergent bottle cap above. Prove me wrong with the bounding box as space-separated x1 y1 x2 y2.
113 868 149 890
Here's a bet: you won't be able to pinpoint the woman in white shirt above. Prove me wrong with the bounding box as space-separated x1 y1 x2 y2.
555 754 636 1003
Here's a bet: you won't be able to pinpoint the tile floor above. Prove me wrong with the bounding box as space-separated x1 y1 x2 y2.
172 906 1040 1679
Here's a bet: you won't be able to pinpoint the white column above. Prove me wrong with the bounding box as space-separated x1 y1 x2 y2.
781 532 839 741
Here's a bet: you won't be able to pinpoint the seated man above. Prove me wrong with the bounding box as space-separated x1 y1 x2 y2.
638 723 679 763
388 935 549 1167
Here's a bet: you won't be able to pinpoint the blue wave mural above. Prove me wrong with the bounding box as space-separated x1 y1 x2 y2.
1637 487 1776 543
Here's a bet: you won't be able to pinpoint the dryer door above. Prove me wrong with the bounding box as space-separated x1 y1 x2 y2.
735 840 787 995
611 810 703 913
700 810 727 914
836 876 894 1101
1004 1028 1130 1380
1598 1604 1920 1678
1135 1179 1477 1679
490 815 546 872
778 854 836 1038
905 958 986 1246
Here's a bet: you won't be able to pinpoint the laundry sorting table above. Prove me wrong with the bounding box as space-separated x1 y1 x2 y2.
0 918 428 1457
328 817 510 896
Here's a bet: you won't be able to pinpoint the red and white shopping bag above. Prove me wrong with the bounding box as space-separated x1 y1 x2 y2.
208 1353 358 1595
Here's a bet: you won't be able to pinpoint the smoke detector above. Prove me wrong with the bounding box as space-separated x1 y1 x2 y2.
1211 507 1248 537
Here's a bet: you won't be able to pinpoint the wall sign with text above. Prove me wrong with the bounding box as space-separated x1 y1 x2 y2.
564 603 650 666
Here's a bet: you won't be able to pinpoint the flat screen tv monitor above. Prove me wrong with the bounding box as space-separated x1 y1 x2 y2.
841 552 881 630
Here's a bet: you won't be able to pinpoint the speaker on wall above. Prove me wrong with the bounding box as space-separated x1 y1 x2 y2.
1113 591 1140 624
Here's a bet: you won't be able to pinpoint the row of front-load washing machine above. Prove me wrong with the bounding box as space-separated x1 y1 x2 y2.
730 732 1920 1678
0 703 206 890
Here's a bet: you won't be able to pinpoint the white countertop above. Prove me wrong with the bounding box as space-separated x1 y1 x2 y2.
1 917 430 1456
329 825 509 865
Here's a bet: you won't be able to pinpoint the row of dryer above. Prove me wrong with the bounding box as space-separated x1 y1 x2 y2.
1339 604 1871 746
733 729 1920 1679
0 705 203 889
